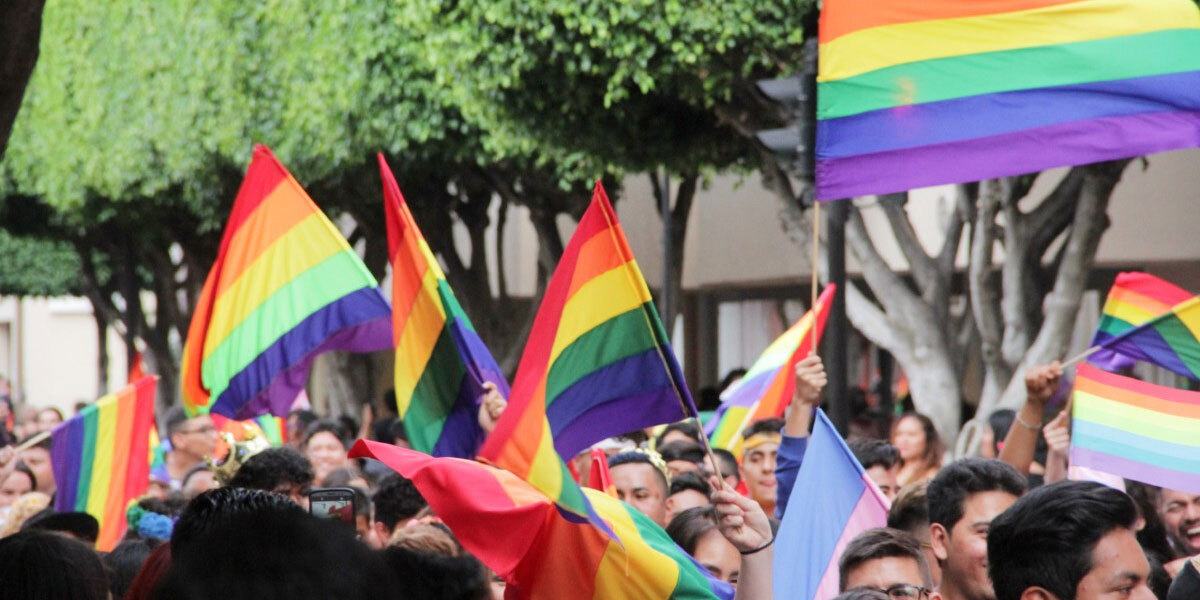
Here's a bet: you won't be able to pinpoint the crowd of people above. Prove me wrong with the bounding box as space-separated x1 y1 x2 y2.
0 357 1196 600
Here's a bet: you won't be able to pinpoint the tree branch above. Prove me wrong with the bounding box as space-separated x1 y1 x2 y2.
879 192 938 297
969 183 1011 386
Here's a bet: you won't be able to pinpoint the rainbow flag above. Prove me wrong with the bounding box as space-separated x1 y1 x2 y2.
585 447 617 498
708 286 835 455
350 439 733 600
180 145 392 419
1089 272 1192 371
49 376 158 550
1070 364 1200 494
774 409 890 599
479 182 695 528
380 155 509 458
815 0 1200 200
1090 293 1200 380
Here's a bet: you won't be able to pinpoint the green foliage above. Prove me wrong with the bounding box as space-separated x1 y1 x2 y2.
0 230 81 296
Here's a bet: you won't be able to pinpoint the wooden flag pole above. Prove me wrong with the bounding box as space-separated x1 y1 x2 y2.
811 201 822 350
13 429 51 452
1060 345 1100 369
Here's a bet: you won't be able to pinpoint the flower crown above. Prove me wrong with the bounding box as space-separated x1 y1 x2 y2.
125 500 175 541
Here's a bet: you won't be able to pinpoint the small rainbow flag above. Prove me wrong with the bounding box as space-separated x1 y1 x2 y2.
1070 364 1200 494
479 182 695 531
815 0 1200 199
774 409 890 599
50 376 158 550
350 440 733 600
180 145 393 419
585 447 617 498
1090 293 1200 381
380 155 509 458
1089 272 1192 371
708 286 835 455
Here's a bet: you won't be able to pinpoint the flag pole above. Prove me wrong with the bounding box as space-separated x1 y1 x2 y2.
1061 345 1100 369
811 201 821 351
14 429 51 452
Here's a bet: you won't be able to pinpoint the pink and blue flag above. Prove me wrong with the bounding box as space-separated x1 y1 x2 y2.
774 409 890 599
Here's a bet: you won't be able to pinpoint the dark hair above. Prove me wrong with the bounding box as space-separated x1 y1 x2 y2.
838 527 930 590
848 438 900 471
659 441 705 466
927 458 1026 530
22 510 100 544
0 529 109 599
104 538 161 599
669 471 712 499
387 419 408 443
372 415 398 442
227 447 314 492
122 543 171 600
655 421 701 447
1124 482 1173 564
11 461 37 491
608 451 669 493
17 433 51 451
832 589 890 600
988 480 1138 600
320 467 362 488
302 419 351 450
718 368 748 393
741 417 784 439
711 448 740 483
179 464 212 491
287 409 318 430
156 509 397 600
373 473 427 531
1146 550 1171 600
666 506 719 555
887 482 930 534
164 406 190 440
382 546 490 600
171 487 304 554
890 413 944 472
986 409 1015 455
337 415 360 439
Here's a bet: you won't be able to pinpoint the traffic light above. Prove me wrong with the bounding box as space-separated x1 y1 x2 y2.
754 37 818 181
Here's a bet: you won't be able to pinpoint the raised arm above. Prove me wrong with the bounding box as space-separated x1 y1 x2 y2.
998 361 1060 475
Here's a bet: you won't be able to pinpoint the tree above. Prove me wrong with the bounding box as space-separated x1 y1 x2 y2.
0 0 45 158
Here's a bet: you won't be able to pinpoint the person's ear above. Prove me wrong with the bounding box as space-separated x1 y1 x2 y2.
665 496 677 514
1019 587 1058 600
372 520 392 545
929 522 950 562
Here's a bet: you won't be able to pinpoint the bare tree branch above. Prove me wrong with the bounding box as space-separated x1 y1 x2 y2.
969 182 1011 387
999 179 1032 369
879 192 939 298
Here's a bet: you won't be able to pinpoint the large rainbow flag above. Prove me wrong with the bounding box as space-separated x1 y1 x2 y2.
380 155 509 458
1088 272 1192 372
50 376 158 550
774 409 890 599
815 0 1200 200
350 439 734 600
1070 364 1200 494
479 182 696 528
708 285 834 455
1089 293 1200 381
180 145 392 419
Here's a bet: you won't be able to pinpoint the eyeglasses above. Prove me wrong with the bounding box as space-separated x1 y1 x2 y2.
882 584 931 599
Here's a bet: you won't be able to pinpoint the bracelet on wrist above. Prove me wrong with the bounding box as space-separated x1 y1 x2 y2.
1015 412 1042 431
739 535 775 555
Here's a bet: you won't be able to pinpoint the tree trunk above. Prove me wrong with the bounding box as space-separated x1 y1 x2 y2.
93 308 109 396
651 172 698 331
0 0 45 158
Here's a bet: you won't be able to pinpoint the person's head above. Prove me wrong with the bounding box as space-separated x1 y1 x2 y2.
321 466 369 491
666 471 712 523
0 529 109 599
372 473 428 539
839 528 938 599
989 481 1151 600
104 538 160 599
18 435 54 494
656 421 701 448
833 590 892 600
227 447 314 507
301 420 351 483
608 450 670 527
0 463 36 507
740 418 783 512
659 441 706 477
382 546 491 600
23 510 101 545
719 368 747 393
928 459 1027 600
389 523 460 556
711 448 741 488
980 410 1015 459
286 409 318 447
165 407 217 461
387 419 411 449
888 482 940 588
850 438 901 502
158 507 397 600
171 487 304 555
179 465 216 500
666 506 740 585
35 407 64 432
890 413 943 471
1158 487 1200 556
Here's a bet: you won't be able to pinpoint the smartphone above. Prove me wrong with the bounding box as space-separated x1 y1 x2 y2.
308 487 356 529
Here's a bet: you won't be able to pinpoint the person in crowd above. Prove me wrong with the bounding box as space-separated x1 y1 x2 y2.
171 487 304 554
227 447 315 507
18 434 55 495
660 440 707 477
741 417 783 516
389 522 461 556
666 470 713 523
123 496 183 543
711 475 774 599
322 465 371 491
998 363 1060 478
667 506 741 585
848 438 901 502
301 419 353 485
1145 551 1172 600
104 538 160 599
711 447 742 490
1122 483 1176 570
371 472 429 542
179 464 217 500
839 527 940 599
22 510 100 545
891 412 944 488
988 480 1154 600
388 419 411 448
286 409 318 448
0 397 13 446
0 529 109 599
888 482 941 588
383 545 492 600
775 354 826 519
34 406 64 432
1159 487 1200 558
978 410 1014 460
123 543 172 600
159 407 217 490
1169 558 1200 600
656 421 702 448
928 458 1027 600
608 449 671 527
0 462 36 508
719 368 748 395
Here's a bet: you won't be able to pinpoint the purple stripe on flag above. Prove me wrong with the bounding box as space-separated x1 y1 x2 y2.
720 369 778 408
1070 446 1200 495
816 110 1200 200
49 418 85 513
428 318 510 458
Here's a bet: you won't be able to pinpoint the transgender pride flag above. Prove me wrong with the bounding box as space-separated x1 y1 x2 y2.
774 409 890 599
